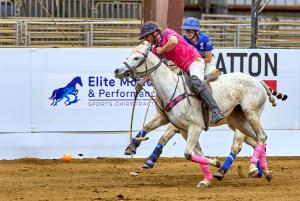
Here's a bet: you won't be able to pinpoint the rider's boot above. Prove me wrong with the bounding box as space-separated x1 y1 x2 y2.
189 75 224 124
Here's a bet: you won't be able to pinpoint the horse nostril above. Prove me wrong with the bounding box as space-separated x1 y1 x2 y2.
114 69 119 74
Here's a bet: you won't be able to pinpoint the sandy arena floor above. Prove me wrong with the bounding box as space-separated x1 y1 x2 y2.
0 157 299 201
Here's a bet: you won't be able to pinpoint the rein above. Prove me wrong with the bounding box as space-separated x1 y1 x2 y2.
124 44 188 130
123 48 163 76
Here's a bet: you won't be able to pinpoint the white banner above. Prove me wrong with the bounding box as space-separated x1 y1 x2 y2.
0 48 299 132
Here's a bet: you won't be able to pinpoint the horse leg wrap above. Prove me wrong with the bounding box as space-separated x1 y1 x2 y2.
132 130 147 147
200 164 213 181
148 143 163 162
259 144 268 170
251 144 264 165
191 154 210 165
257 160 263 177
221 152 236 173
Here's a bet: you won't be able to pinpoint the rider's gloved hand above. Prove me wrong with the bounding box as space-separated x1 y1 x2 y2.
135 82 143 92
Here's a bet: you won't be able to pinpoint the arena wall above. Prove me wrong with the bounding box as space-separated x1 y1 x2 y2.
0 48 299 159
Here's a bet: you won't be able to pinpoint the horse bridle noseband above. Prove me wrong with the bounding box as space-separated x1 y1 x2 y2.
122 45 163 77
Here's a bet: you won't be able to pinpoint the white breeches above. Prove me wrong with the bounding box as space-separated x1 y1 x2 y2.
204 57 216 75
189 57 216 80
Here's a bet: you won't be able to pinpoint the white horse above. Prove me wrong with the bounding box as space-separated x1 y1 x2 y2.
124 70 265 180
125 96 264 180
115 41 274 188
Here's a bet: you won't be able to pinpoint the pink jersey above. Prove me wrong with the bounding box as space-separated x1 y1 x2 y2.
157 28 200 72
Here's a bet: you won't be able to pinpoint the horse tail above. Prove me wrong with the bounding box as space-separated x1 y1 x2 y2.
259 80 288 107
49 89 57 100
270 89 288 101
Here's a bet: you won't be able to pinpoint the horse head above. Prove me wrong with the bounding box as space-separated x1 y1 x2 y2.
115 41 162 80
74 76 83 87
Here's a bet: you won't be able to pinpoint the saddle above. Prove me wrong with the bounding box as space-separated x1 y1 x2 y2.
184 69 221 131
153 69 221 131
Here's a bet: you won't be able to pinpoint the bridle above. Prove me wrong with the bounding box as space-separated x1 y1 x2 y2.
122 44 163 77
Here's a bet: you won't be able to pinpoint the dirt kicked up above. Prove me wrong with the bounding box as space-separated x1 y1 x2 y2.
0 157 299 201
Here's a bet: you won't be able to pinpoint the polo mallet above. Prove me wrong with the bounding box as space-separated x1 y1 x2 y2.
131 98 152 143
129 83 151 176
129 92 139 177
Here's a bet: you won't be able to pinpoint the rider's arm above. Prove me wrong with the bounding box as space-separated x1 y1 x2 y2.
156 36 178 54
204 51 212 64
203 34 213 63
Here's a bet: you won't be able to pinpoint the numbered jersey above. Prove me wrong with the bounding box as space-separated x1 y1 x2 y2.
184 33 213 58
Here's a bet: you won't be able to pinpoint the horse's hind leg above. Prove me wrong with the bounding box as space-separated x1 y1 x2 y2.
214 129 263 180
214 129 245 180
243 136 264 178
219 107 262 176
241 105 271 180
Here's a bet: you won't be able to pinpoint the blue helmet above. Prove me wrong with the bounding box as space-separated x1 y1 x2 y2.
181 17 200 31
139 21 160 39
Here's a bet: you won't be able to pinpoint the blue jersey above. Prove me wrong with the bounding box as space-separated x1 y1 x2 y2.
183 33 213 58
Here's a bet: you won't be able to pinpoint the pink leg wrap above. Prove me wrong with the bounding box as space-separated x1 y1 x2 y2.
191 154 210 165
251 144 264 165
200 164 213 181
259 144 268 170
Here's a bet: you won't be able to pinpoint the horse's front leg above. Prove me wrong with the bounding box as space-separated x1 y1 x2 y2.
180 130 221 168
142 123 178 169
184 124 212 188
124 111 169 155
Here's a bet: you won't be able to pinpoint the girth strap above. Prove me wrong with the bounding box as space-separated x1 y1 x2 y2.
164 93 187 112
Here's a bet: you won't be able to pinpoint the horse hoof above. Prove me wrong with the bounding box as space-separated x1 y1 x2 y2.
142 159 154 169
124 146 136 155
211 158 221 168
196 179 211 188
263 169 273 182
248 164 259 178
213 169 225 181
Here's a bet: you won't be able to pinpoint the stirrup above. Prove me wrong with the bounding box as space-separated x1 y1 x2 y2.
210 112 224 124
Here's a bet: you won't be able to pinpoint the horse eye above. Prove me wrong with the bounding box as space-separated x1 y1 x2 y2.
133 57 140 60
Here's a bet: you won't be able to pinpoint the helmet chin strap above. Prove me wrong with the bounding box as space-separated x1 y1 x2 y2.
189 30 197 40
151 31 160 47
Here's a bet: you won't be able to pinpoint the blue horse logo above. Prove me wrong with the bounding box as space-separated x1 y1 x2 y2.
49 76 83 106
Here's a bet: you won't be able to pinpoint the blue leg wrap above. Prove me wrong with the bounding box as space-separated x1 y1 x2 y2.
144 158 155 168
257 160 263 177
148 143 163 162
132 130 147 147
221 152 236 173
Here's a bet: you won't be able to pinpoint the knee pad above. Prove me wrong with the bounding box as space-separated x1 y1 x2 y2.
188 75 205 93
